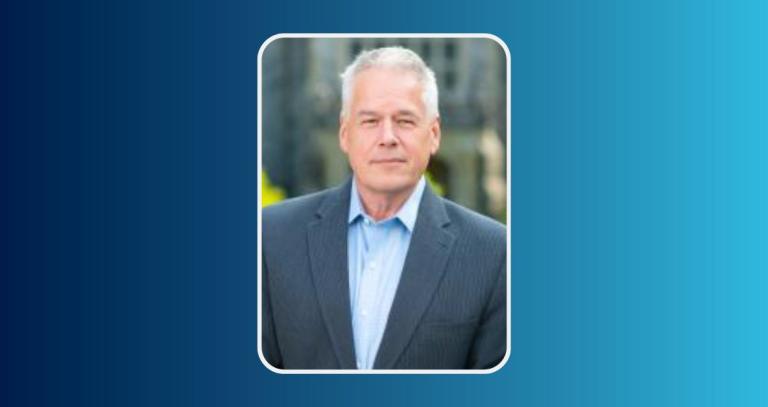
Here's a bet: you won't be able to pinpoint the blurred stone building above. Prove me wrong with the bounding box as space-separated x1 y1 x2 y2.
262 37 507 221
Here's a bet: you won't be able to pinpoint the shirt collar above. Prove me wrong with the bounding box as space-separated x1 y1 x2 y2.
348 176 426 232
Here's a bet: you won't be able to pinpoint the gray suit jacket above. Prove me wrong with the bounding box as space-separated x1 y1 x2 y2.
261 179 507 370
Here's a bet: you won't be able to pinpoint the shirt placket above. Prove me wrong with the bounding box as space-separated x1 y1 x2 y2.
355 218 379 368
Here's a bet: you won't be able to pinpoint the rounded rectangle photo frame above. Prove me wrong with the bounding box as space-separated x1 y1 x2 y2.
258 33 511 374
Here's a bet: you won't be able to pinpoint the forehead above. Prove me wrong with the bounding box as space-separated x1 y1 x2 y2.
350 68 424 112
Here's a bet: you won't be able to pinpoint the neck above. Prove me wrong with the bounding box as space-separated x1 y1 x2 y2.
355 180 417 222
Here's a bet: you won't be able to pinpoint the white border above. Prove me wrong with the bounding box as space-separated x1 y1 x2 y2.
257 33 511 375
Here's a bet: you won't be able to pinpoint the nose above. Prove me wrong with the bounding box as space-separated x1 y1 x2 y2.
378 119 398 147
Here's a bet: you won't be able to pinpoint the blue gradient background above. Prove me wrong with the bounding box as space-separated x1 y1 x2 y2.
1 0 767 406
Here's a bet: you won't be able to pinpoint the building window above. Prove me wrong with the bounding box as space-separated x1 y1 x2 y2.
445 40 457 61
421 42 432 62
445 71 456 91
350 41 363 59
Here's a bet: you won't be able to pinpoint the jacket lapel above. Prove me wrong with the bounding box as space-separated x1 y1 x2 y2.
306 181 357 369
373 186 455 369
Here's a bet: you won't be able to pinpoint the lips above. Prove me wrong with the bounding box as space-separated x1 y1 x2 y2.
371 158 406 164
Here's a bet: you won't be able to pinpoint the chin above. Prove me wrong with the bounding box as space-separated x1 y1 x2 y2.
362 176 418 195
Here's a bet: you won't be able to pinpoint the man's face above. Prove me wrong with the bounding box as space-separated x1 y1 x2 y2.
339 67 441 196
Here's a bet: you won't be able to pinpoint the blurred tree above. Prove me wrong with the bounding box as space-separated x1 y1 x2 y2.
261 171 285 207
425 172 445 197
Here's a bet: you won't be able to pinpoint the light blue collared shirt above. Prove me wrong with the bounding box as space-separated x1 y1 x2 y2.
347 176 426 369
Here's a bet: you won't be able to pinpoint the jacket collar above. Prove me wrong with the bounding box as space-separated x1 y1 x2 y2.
308 177 455 369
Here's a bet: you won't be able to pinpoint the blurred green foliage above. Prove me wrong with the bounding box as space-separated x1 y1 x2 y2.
260 170 445 207
425 172 444 197
261 171 285 207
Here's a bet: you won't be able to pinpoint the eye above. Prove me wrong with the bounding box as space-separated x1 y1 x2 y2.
361 118 378 126
397 119 416 127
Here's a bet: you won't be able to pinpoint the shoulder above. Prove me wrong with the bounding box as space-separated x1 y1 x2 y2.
442 198 505 236
263 189 324 223
440 198 506 250
262 186 340 228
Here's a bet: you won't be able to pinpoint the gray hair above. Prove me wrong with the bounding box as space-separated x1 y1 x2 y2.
340 46 439 119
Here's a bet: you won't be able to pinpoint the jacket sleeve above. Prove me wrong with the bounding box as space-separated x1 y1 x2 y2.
261 256 284 369
466 253 507 369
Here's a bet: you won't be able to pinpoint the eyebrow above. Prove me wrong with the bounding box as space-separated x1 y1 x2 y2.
356 110 380 117
394 110 419 119
355 110 420 118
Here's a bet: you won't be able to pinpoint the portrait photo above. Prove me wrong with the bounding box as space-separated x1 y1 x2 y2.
258 34 510 373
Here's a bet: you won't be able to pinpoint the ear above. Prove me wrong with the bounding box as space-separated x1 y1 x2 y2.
429 116 441 155
339 114 349 154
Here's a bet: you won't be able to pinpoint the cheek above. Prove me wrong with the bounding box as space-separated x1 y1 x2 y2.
355 136 379 155
410 138 434 158
347 139 373 166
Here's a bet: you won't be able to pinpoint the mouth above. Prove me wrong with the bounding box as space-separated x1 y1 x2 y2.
371 158 407 164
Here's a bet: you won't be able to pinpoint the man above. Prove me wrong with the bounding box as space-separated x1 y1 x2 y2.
261 47 506 370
